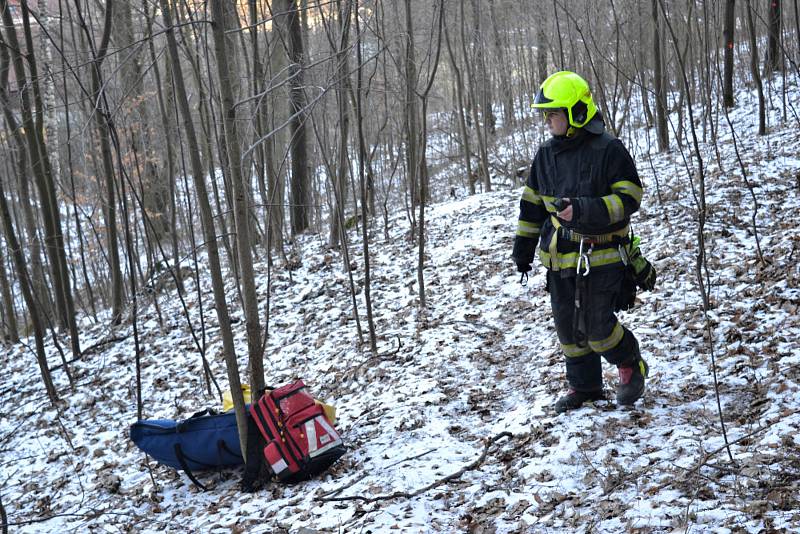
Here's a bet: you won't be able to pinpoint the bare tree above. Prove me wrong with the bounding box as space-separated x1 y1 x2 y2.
746 0 767 134
210 0 265 397
652 0 670 151
274 0 312 236
0 250 17 343
73 0 125 324
766 0 783 74
2 0 80 357
723 0 736 107
159 0 248 454
0 170 58 404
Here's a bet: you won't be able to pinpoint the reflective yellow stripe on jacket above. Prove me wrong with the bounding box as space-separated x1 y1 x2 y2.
516 220 541 238
601 180 643 224
539 246 623 271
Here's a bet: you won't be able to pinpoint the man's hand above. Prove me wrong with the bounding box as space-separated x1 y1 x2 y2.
555 198 573 222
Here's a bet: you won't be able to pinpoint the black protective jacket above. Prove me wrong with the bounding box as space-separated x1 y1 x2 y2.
512 115 643 275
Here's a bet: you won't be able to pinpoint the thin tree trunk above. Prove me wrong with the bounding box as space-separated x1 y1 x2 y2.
444 16 473 195
404 0 420 215
488 0 513 128
74 0 125 324
353 0 377 354
0 172 57 404
2 0 80 357
276 0 312 236
0 39 51 324
745 0 767 134
470 0 495 136
329 0 351 249
144 0 182 288
159 0 248 455
459 1 491 192
0 252 18 343
723 0 736 107
652 0 669 151
536 23 548 84
211 0 265 398
766 0 783 74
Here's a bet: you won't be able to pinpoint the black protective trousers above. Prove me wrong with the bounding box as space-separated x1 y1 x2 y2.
547 266 640 392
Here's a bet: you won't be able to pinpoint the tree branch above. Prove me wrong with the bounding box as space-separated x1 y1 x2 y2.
319 432 513 504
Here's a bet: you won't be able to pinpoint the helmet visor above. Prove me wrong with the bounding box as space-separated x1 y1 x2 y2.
533 88 554 105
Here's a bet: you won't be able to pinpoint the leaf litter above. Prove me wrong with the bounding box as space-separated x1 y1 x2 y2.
2 77 800 533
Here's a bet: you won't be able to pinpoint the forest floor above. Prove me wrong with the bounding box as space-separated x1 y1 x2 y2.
3 81 800 533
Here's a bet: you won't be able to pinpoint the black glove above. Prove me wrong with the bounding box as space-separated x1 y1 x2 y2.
627 239 656 292
635 261 657 291
516 261 532 273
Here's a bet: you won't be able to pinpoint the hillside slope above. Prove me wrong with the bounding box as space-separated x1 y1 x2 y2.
2 81 800 533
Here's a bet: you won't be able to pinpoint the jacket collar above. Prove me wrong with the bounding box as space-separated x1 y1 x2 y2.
548 112 605 153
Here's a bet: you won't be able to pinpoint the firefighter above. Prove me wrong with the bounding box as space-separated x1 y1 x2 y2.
512 71 649 413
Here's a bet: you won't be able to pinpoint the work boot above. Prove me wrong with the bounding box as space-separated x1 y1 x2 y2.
554 389 605 414
616 358 649 406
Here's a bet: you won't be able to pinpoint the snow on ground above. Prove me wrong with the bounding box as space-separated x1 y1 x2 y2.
3 79 800 533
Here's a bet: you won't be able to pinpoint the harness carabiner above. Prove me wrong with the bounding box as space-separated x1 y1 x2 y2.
577 239 593 277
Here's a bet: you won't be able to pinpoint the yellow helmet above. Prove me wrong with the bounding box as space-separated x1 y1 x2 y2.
532 71 597 129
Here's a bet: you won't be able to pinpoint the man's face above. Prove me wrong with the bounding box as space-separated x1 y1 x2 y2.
543 109 569 136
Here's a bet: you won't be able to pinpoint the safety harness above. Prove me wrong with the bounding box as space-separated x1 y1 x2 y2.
550 215 629 245
558 219 631 346
573 238 593 346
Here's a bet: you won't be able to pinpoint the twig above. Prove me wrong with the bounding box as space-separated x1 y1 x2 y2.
0 491 7 534
319 432 512 503
77 335 130 359
446 320 503 334
318 473 368 499
384 447 437 469
345 335 402 379
682 409 799 478
322 447 439 498
2 510 135 527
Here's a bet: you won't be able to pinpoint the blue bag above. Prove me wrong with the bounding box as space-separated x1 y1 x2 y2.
130 408 245 489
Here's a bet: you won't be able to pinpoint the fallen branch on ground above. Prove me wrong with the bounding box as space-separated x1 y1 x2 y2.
683 409 800 477
319 432 513 504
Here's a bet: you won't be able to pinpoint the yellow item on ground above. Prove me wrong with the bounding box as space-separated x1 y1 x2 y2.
222 384 336 424
222 384 252 411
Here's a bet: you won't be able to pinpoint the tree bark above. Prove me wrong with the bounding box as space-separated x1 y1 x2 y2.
0 252 18 343
723 0 736 108
766 0 782 74
745 0 767 134
210 0 265 397
0 170 57 404
3 0 80 356
652 0 669 151
159 0 248 455
275 0 312 236
74 0 125 324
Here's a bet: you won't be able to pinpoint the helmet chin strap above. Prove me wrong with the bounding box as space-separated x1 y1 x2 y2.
566 126 577 138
